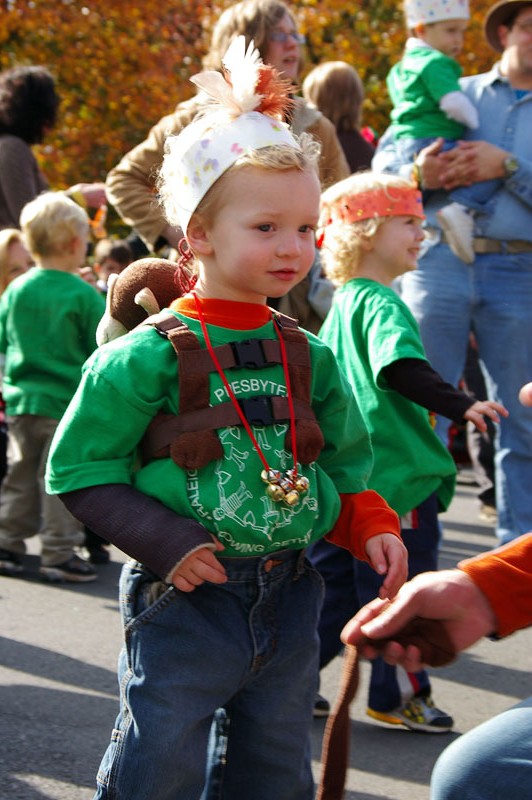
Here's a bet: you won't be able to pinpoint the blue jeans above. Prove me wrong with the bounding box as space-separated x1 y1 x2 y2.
431 696 532 799
94 550 323 800
309 493 440 710
399 243 532 543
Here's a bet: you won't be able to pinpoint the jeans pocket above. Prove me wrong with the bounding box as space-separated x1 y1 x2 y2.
120 561 176 630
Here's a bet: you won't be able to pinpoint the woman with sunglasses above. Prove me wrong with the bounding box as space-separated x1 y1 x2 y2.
106 0 350 270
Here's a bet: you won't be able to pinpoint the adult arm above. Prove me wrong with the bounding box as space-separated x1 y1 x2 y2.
341 534 532 670
437 139 532 210
0 136 48 226
105 98 201 250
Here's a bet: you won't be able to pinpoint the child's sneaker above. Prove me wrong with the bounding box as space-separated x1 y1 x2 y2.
367 695 454 733
0 547 23 576
39 553 97 583
313 693 331 718
437 202 475 264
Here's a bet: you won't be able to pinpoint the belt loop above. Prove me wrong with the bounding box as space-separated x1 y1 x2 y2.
294 548 307 578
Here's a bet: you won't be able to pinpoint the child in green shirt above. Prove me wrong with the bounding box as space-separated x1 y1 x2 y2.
45 39 407 799
0 191 105 582
387 0 481 263
310 170 506 731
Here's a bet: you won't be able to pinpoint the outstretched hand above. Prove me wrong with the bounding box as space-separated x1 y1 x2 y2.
341 569 497 671
464 399 508 432
70 182 107 209
171 540 227 592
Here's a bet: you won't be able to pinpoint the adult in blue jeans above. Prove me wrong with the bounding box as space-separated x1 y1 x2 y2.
373 0 532 545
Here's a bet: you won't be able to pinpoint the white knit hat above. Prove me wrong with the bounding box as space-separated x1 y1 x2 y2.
160 37 299 235
404 0 470 27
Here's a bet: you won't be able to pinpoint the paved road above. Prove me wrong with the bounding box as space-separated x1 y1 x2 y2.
1 470 530 799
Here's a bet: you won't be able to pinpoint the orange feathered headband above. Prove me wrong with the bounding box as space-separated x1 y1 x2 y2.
322 186 425 226
317 185 424 248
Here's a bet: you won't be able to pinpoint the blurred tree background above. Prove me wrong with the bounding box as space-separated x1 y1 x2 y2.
1 0 496 215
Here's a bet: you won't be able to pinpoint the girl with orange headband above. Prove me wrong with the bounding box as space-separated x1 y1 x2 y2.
309 171 507 731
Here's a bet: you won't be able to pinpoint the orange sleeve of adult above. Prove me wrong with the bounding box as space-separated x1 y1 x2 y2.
458 533 532 638
325 490 401 562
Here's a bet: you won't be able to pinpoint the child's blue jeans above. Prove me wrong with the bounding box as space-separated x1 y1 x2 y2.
93 549 324 800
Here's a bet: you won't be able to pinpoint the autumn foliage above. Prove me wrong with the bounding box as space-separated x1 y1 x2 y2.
1 0 497 200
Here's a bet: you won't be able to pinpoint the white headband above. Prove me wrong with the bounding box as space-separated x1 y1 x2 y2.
160 36 299 234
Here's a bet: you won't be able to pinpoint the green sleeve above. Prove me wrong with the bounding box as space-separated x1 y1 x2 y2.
46 327 176 493
309 336 373 494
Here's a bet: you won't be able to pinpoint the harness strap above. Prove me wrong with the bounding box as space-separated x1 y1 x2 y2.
140 311 324 470
151 312 309 371
141 397 319 458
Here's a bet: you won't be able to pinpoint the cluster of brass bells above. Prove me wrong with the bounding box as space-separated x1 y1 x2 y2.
261 468 310 506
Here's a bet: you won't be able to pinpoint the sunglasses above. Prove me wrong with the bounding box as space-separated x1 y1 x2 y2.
269 31 306 44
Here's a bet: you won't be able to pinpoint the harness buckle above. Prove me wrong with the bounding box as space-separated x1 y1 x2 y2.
231 339 273 369
239 396 275 426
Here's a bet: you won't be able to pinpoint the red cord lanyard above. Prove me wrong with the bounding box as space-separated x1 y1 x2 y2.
192 291 309 506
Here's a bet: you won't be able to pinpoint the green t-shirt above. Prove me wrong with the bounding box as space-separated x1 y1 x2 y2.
0 267 105 419
387 46 465 140
319 279 456 516
46 310 374 557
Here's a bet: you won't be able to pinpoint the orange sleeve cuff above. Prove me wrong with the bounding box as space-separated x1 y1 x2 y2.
458 533 532 638
326 490 401 562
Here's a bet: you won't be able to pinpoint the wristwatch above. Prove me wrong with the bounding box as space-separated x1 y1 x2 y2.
503 155 519 179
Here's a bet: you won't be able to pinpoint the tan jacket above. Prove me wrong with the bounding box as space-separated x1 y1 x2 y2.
106 95 350 250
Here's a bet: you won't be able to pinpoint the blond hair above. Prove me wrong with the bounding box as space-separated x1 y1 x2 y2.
20 191 89 259
302 61 364 131
319 171 418 285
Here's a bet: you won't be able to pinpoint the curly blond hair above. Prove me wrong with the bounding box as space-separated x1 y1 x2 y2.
318 171 418 286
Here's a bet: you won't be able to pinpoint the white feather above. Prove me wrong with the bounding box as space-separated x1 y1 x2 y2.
190 71 239 113
222 36 262 113
188 35 263 118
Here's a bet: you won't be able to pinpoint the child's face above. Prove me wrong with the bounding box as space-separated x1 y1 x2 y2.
418 19 468 58
369 216 425 280
192 165 320 304
6 239 33 283
97 257 125 282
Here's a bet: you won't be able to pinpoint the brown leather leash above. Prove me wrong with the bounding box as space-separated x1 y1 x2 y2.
316 644 360 800
316 618 456 799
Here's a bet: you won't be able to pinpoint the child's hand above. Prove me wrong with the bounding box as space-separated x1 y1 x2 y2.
170 540 227 592
365 534 408 600
464 400 508 432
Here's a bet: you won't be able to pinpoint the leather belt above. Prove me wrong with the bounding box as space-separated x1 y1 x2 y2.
472 237 532 254
442 232 532 254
